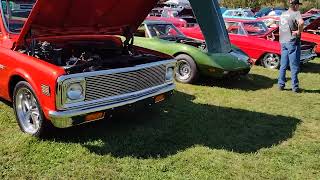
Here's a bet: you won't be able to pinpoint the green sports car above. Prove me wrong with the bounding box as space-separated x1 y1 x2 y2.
133 21 252 84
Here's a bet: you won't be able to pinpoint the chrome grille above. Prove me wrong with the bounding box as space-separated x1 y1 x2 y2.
19 4 34 10
85 65 166 101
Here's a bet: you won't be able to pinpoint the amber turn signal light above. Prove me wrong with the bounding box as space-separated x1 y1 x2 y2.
154 94 166 103
85 112 105 122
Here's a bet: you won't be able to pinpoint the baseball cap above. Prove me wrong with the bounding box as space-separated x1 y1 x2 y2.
289 0 302 5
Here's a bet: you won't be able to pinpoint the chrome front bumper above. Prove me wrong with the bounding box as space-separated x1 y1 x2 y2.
301 52 317 64
49 83 175 128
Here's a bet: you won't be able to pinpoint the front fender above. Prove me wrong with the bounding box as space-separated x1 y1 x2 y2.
4 52 66 119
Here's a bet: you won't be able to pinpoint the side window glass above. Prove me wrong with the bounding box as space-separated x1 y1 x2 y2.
226 22 240 34
225 11 232 16
238 26 246 35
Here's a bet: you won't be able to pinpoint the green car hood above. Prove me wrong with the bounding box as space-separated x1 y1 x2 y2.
189 0 231 54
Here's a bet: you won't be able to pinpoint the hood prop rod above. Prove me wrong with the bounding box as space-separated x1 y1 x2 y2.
122 27 134 55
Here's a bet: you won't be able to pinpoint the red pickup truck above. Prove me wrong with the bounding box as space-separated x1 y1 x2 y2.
0 0 176 136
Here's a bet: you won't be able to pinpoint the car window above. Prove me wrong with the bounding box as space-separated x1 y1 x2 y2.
243 22 268 35
244 10 255 17
224 11 234 16
146 24 184 38
1 0 35 33
225 22 245 35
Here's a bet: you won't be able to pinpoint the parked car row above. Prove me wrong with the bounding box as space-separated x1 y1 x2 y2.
179 18 317 69
147 5 319 71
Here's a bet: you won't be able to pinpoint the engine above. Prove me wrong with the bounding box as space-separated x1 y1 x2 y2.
18 41 165 74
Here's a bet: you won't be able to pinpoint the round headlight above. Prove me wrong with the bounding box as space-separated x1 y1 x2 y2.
166 67 174 81
67 83 84 100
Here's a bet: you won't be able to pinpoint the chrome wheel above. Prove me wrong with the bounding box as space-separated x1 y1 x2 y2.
263 54 280 69
176 60 191 80
15 87 41 134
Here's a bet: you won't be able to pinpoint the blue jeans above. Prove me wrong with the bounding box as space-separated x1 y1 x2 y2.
278 39 301 90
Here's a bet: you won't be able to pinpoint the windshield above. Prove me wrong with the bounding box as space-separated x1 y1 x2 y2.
146 23 185 38
1 0 35 33
243 22 268 35
244 10 255 17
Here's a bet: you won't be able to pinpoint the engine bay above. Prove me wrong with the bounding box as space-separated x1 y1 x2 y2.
18 39 167 74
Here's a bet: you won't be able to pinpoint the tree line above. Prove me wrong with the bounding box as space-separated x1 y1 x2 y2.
219 0 319 12
158 0 319 13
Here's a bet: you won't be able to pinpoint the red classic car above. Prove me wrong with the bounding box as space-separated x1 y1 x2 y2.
304 8 320 16
0 0 177 136
258 15 320 55
146 8 187 28
179 19 317 69
146 7 196 28
179 25 204 40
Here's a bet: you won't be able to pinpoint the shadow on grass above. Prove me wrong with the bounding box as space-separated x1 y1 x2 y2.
196 74 277 91
45 91 301 158
0 98 12 107
301 62 320 74
301 89 320 94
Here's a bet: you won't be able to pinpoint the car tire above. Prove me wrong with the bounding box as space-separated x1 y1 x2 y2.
174 54 199 84
13 81 50 137
262 53 281 69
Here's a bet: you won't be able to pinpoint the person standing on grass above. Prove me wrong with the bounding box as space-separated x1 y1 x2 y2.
278 0 304 93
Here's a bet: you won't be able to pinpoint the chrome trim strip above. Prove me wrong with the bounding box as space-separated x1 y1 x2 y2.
49 83 175 128
62 82 173 110
56 59 176 110
58 60 176 81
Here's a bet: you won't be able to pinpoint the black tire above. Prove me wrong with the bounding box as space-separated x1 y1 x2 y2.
13 81 50 137
262 53 281 69
174 54 199 84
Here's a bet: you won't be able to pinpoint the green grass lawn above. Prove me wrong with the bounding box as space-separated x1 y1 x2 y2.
1 58 319 179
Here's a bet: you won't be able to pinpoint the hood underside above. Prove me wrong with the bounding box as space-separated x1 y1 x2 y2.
16 0 158 46
15 0 232 55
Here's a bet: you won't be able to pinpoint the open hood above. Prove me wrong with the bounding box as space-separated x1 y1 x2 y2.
189 0 231 53
304 17 320 31
16 0 158 46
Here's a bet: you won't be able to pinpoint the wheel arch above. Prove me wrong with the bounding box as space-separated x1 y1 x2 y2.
173 52 198 65
7 71 42 105
8 75 27 100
